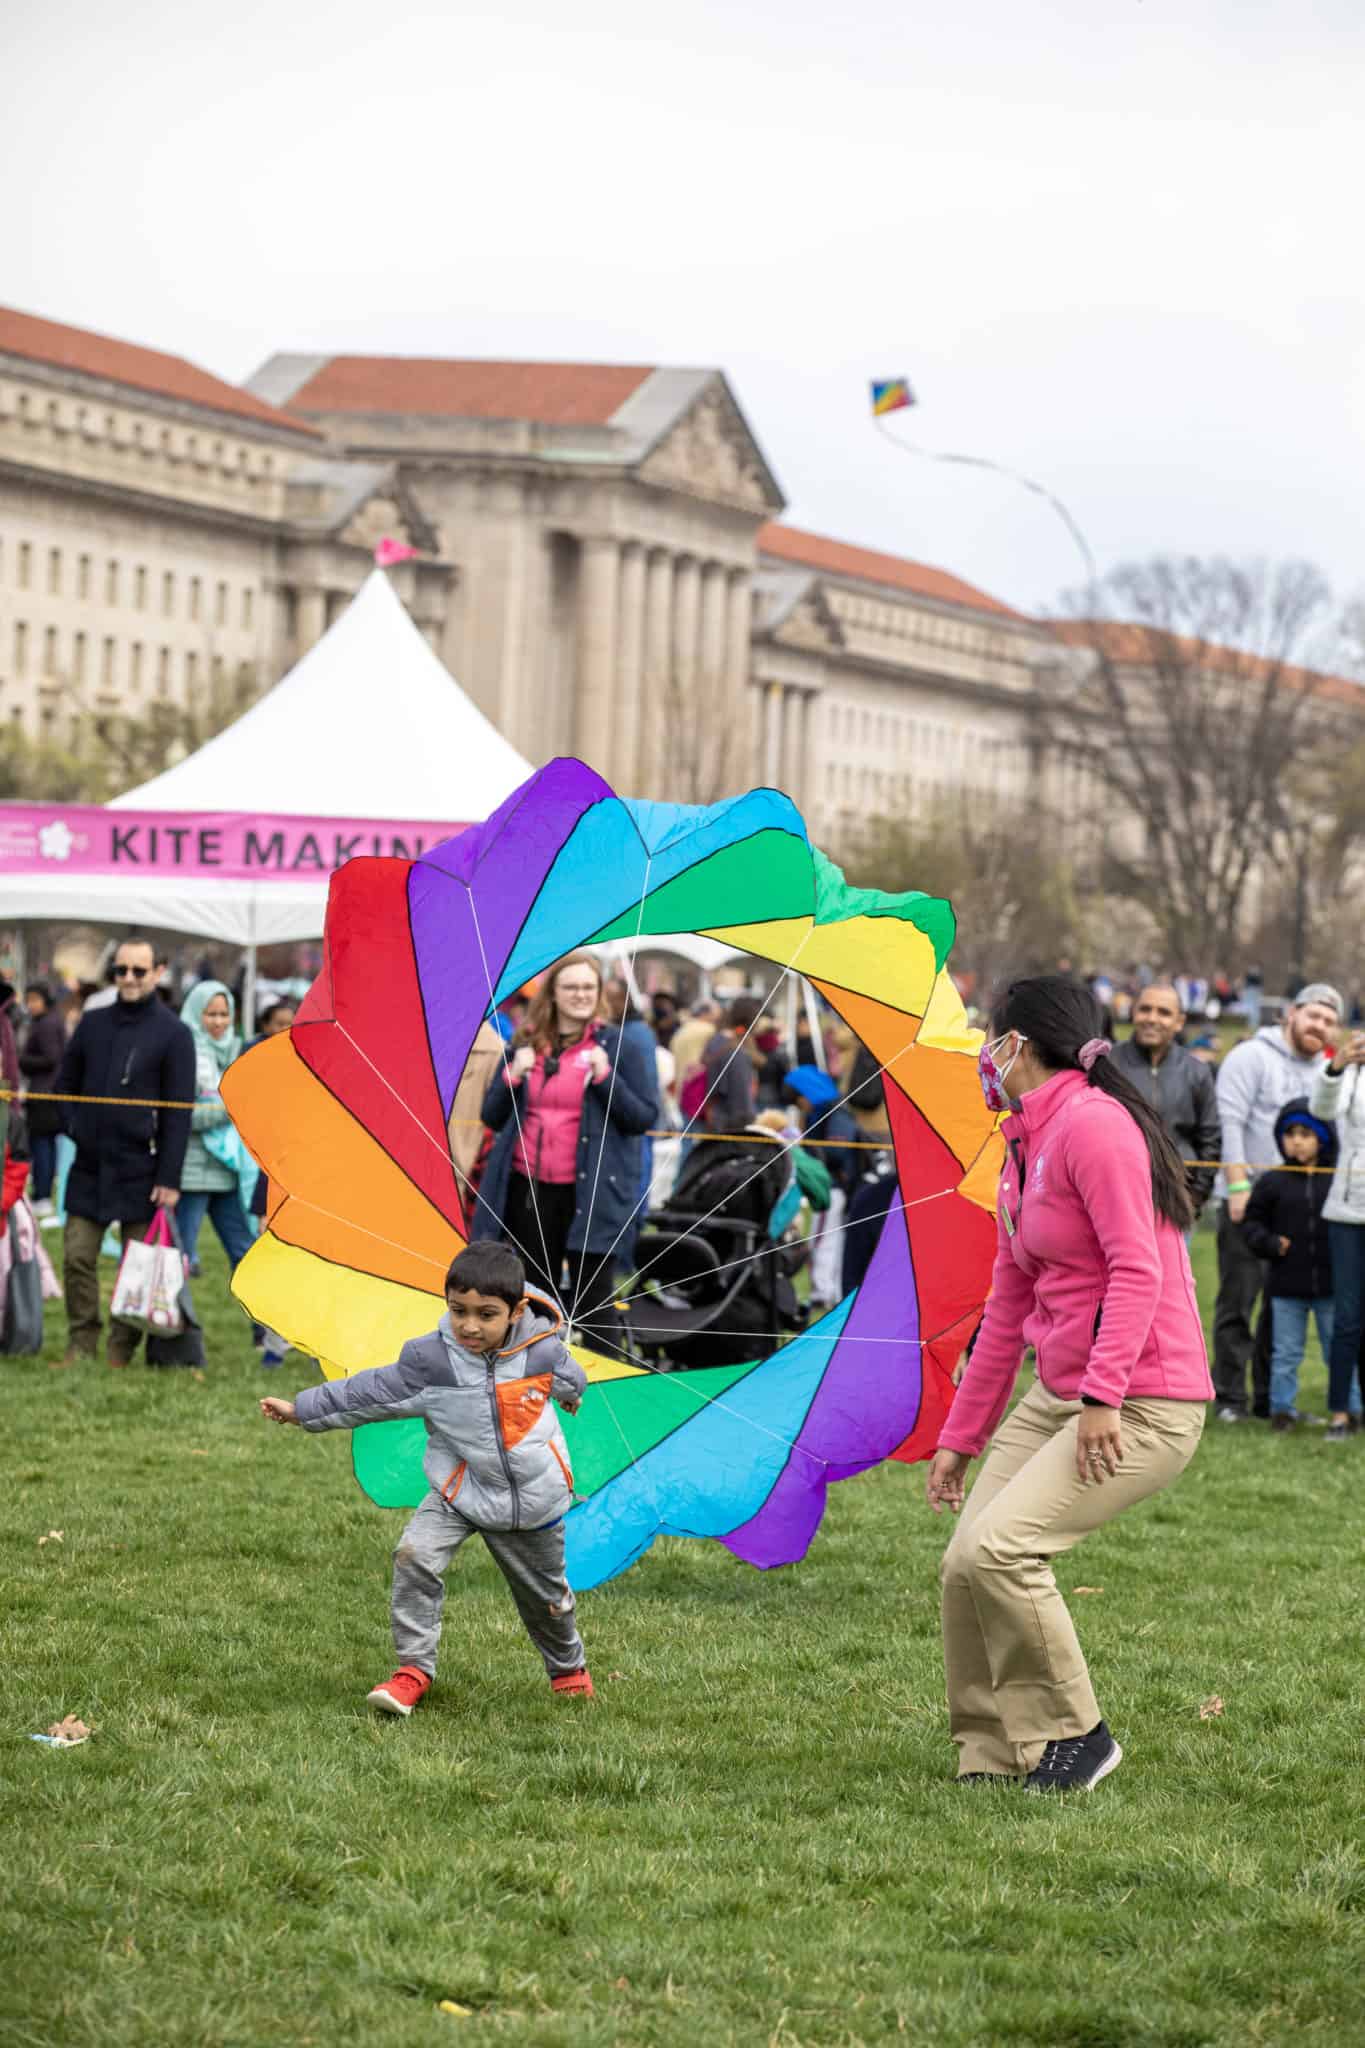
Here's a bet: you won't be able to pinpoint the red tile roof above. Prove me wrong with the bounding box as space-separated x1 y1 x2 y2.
1051 619 1365 710
0 304 319 437
282 356 654 426
756 522 1021 619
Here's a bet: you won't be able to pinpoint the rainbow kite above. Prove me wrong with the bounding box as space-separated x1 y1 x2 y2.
870 378 916 417
224 759 1000 1588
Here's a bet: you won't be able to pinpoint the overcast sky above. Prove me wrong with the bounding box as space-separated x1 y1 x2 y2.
7 0 1362 616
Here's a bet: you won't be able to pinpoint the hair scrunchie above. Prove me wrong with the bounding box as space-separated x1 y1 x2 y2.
1077 1037 1112 1072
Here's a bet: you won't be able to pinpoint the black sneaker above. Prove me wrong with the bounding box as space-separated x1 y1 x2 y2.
1024 1720 1122 1794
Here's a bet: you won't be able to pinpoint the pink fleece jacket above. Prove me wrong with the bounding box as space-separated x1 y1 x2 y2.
939 1069 1212 1458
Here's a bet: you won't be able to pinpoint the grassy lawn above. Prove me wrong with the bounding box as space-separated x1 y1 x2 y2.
5 1224 1365 2048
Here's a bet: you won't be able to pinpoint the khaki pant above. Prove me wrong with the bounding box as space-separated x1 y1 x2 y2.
940 1378 1204 1777
64 1212 153 1361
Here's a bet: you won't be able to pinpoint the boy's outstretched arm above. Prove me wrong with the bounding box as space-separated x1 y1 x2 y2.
261 1397 299 1425
550 1348 588 1415
287 1349 432 1432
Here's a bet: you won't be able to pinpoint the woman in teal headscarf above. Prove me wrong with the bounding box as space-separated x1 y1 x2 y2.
178 981 256 1276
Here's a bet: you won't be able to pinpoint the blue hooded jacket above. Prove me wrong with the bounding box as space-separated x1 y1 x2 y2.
1241 1097 1338 1299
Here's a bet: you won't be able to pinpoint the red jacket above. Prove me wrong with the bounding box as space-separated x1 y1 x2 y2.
940 1069 1211 1458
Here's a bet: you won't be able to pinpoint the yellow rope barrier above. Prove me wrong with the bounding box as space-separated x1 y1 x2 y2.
0 1089 1341 1169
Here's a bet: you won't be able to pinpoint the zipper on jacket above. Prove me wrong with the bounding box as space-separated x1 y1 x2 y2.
486 1359 522 1527
1092 1304 1103 1341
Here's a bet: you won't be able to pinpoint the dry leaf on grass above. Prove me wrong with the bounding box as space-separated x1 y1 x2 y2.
1073 1586 1104 1596
607 1671 629 1682
31 1715 93 1748
1199 1695 1225 1720
37 1531 64 1547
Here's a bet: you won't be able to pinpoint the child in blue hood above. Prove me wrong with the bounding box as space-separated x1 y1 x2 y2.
1242 1099 1337 1430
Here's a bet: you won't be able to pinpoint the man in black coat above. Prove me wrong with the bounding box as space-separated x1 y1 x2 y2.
1110 981 1222 1219
56 936 195 1366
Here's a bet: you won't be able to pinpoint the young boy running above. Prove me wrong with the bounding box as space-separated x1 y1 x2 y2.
261 1242 593 1713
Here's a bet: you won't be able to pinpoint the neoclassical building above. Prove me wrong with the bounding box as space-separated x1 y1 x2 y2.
0 302 1055 846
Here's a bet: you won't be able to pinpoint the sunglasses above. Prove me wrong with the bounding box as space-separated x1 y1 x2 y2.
114 965 152 980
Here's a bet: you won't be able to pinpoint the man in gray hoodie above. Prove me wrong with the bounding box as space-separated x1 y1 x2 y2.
1212 983 1342 1420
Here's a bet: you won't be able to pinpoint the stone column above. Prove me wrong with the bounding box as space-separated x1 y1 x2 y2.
782 688 812 812
613 542 647 793
700 561 728 705
762 679 784 787
666 555 702 802
297 586 327 655
574 537 620 774
725 570 756 781
636 548 674 796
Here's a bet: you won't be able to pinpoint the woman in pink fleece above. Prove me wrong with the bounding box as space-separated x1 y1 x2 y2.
927 976 1211 1794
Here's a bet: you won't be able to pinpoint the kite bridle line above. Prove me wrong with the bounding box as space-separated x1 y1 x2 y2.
609 1175 957 1318
578 923 820 1291
618 1017 930 1308
466 885 564 1314
567 850 654 1344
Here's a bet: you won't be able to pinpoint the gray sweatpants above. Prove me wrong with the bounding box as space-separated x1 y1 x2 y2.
391 1492 585 1679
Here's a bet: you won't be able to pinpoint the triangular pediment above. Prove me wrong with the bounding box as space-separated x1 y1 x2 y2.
636 375 783 517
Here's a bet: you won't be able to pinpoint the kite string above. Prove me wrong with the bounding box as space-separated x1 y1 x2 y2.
873 415 1099 595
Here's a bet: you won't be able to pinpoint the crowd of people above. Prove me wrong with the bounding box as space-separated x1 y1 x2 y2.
4 939 1365 1444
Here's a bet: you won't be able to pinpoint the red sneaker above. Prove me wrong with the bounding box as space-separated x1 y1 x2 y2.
366 1666 431 1717
550 1667 595 1699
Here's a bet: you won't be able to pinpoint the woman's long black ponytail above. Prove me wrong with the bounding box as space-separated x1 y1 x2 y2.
991 976 1195 1232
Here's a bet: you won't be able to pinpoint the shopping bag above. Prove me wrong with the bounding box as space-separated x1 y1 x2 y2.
146 1213 206 1368
109 1209 185 1335
1 1206 45 1355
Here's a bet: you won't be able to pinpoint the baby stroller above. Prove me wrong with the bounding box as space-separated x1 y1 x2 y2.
621 1128 808 1370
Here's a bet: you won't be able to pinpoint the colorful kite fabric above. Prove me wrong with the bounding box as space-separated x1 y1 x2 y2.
224 757 1001 1590
870 377 916 417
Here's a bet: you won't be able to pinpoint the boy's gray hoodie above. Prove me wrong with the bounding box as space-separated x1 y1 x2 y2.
293 1291 586 1531
1214 1025 1329 1200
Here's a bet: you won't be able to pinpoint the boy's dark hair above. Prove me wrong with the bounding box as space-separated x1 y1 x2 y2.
444 1242 526 1307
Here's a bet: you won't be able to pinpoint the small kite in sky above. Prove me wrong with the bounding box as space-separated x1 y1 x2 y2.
870 378 916 417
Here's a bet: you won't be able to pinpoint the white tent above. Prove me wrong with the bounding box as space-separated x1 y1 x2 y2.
8 572 533 946
111 570 531 819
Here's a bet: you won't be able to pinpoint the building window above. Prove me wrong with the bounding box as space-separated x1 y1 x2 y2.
102 637 116 689
211 654 225 693
130 642 144 692
240 587 254 630
216 580 228 626
157 646 170 695
13 621 27 673
18 542 31 589
73 631 86 683
78 553 91 600
134 565 147 610
106 559 119 605
43 625 57 675
189 576 201 622
186 650 199 693
48 547 61 595
162 570 174 617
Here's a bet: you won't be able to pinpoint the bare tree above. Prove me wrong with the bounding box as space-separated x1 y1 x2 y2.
650 658 739 806
1040 557 1358 966
0 661 259 803
840 797 1096 991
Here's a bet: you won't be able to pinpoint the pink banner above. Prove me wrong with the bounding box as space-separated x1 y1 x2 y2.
0 803 465 882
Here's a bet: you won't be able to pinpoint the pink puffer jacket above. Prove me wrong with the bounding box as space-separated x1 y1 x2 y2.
939 1069 1212 1458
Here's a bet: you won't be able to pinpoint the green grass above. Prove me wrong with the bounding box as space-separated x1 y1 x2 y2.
4 1227 1365 2047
